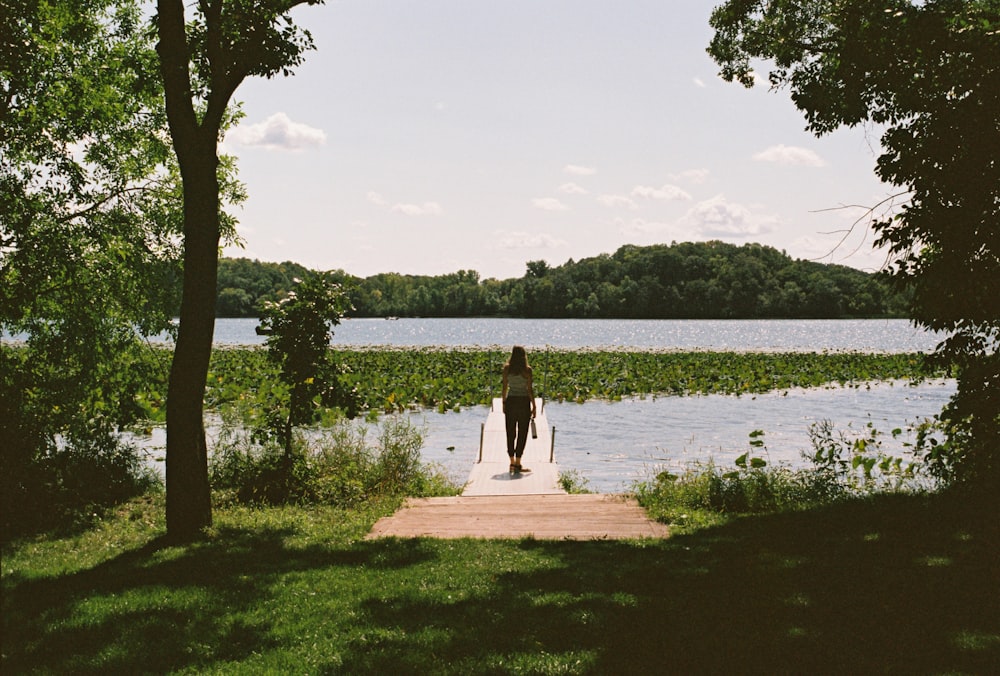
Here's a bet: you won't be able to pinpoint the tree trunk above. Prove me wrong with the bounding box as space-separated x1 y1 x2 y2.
155 0 318 537
165 142 220 540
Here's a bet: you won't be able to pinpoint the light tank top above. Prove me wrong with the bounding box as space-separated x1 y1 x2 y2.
507 371 530 397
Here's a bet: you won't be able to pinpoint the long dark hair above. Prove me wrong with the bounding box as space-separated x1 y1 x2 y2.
506 345 529 375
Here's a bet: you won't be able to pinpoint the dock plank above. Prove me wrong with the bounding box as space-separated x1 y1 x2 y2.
366 494 669 540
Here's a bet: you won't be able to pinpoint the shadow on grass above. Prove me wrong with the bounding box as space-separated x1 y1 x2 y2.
1 523 440 674
340 492 1000 674
3 491 998 674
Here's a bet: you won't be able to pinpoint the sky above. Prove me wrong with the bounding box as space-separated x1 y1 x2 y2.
220 0 897 281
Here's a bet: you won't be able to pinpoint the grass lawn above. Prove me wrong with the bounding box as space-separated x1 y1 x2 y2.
3 491 998 674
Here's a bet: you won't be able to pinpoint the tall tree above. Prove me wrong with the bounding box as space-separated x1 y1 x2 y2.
154 0 322 538
708 0 1000 487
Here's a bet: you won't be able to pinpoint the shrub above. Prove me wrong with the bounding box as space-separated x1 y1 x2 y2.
558 469 592 494
1 341 166 542
208 415 459 507
1 424 161 541
636 459 821 521
806 418 938 494
258 272 359 459
635 424 937 532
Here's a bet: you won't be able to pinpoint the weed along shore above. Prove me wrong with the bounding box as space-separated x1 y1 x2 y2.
177 346 951 494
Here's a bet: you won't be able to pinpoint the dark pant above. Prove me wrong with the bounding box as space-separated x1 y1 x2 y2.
504 396 532 458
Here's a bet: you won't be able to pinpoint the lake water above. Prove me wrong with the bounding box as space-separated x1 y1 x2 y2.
132 318 954 493
138 378 954 493
410 379 955 493
199 317 940 352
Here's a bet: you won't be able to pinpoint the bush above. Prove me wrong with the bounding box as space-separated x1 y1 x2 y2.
636 459 823 522
209 415 459 507
806 418 939 494
558 469 592 494
1 340 167 542
1 425 161 542
635 423 937 532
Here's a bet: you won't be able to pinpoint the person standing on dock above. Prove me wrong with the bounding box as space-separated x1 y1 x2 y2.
501 345 537 473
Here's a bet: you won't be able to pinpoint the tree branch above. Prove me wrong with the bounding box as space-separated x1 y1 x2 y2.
808 191 912 268
56 182 161 224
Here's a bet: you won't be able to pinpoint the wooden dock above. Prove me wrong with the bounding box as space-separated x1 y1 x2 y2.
367 398 669 540
462 398 563 496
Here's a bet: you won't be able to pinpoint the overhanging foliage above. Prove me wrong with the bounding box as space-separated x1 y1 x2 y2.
709 0 1000 487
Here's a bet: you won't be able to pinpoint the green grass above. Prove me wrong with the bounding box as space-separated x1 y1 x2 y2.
4 491 998 674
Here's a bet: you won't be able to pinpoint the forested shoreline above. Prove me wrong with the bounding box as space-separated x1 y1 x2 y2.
216 241 907 320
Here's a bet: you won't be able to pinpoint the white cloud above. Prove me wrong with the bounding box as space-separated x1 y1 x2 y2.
613 218 693 243
496 230 566 249
631 184 692 201
616 218 668 236
558 182 588 195
368 191 441 216
788 235 841 263
668 168 710 184
391 202 443 216
532 197 570 212
564 164 597 176
227 112 327 151
683 194 775 238
753 144 827 167
597 194 638 210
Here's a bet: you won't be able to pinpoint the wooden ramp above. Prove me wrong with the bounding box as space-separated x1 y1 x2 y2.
367 399 669 540
367 494 669 540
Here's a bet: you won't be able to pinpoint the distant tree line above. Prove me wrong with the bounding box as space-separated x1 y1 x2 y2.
216 258 314 317
214 241 909 320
